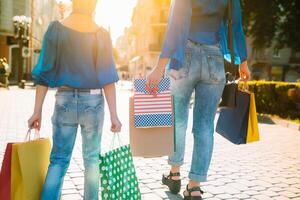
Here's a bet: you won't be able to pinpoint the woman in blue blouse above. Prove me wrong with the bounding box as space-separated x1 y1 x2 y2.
147 0 251 199
27 0 121 199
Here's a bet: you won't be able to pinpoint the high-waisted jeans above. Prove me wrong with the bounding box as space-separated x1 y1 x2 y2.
167 40 226 182
41 89 104 200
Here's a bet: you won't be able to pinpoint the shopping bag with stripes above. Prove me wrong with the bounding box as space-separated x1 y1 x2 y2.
133 78 173 128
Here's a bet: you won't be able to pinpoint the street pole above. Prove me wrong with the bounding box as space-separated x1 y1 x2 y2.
17 36 24 84
27 0 35 80
13 15 31 88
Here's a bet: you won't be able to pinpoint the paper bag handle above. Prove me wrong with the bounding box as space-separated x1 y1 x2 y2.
239 81 250 92
110 133 123 150
145 84 160 97
25 129 40 141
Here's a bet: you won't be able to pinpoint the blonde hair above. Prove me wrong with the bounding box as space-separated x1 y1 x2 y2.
72 0 98 14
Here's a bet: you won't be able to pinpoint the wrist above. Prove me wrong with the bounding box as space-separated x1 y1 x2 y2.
157 58 168 70
155 65 165 75
34 109 42 115
240 61 248 68
110 113 118 119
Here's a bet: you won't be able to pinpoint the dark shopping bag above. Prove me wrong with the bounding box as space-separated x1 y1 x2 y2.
219 72 238 108
0 143 14 200
216 90 260 144
99 134 141 200
219 0 239 108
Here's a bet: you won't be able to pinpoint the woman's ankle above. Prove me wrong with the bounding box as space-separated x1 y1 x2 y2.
185 180 202 196
170 166 180 173
169 166 180 180
188 180 200 188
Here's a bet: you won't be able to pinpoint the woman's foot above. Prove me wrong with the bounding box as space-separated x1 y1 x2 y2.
162 171 181 194
183 184 204 200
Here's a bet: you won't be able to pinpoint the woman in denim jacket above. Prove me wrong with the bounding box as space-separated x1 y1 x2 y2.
28 0 121 199
147 0 251 199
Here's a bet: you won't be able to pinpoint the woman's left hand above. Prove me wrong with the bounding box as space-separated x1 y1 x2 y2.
239 61 251 82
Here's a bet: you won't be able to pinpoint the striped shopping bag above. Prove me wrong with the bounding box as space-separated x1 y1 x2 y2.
133 78 173 128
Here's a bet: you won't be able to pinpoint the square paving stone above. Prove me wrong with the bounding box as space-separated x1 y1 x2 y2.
272 196 292 200
260 189 280 197
68 172 83 178
72 177 84 185
62 181 76 189
287 186 300 193
61 189 79 195
142 193 162 200
215 193 233 199
279 191 299 198
61 194 82 200
233 193 251 199
146 182 164 189
252 194 275 200
139 186 152 194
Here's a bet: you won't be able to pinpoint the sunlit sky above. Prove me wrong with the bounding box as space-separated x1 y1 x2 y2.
95 0 137 44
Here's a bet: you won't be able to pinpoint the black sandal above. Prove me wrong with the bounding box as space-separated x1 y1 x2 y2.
162 172 181 194
183 185 204 200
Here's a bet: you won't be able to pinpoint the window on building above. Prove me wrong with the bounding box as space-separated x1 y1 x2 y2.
273 50 281 58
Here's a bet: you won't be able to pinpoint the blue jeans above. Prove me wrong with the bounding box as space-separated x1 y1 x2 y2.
167 40 226 182
41 89 104 200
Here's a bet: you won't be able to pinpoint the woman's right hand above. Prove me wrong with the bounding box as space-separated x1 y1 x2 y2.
110 116 122 133
146 58 169 86
146 66 165 86
28 112 42 131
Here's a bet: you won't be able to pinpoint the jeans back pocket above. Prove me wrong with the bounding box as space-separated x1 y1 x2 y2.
202 53 226 84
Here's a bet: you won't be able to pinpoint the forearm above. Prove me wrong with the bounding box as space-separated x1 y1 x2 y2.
160 0 192 63
232 0 248 63
156 58 170 73
103 83 117 118
34 85 48 113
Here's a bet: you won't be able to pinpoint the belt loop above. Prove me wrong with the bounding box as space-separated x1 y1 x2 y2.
74 89 78 98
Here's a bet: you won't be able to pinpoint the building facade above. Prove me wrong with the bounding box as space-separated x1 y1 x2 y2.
0 0 30 83
0 0 59 84
126 0 170 78
248 41 300 82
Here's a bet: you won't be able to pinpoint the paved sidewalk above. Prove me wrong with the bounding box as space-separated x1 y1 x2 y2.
0 86 300 200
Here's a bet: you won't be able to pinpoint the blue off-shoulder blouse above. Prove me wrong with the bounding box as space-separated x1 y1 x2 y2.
32 21 119 89
160 0 248 70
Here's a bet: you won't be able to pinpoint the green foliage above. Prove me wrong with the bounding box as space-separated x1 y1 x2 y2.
275 1 300 51
241 0 300 51
246 81 300 120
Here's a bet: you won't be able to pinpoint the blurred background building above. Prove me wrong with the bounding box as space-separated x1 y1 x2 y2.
115 0 170 79
248 41 300 82
0 0 62 85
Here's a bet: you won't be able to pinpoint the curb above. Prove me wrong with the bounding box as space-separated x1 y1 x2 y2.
258 115 300 131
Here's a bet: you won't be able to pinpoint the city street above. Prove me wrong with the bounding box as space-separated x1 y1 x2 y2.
0 85 300 200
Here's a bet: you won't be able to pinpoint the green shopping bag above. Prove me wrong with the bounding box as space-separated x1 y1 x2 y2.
99 134 141 200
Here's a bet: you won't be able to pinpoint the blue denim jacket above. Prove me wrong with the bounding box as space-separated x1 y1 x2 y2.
32 21 119 89
160 0 248 70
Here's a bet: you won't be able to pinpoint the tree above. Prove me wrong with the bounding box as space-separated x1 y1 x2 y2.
275 0 300 51
241 0 300 52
